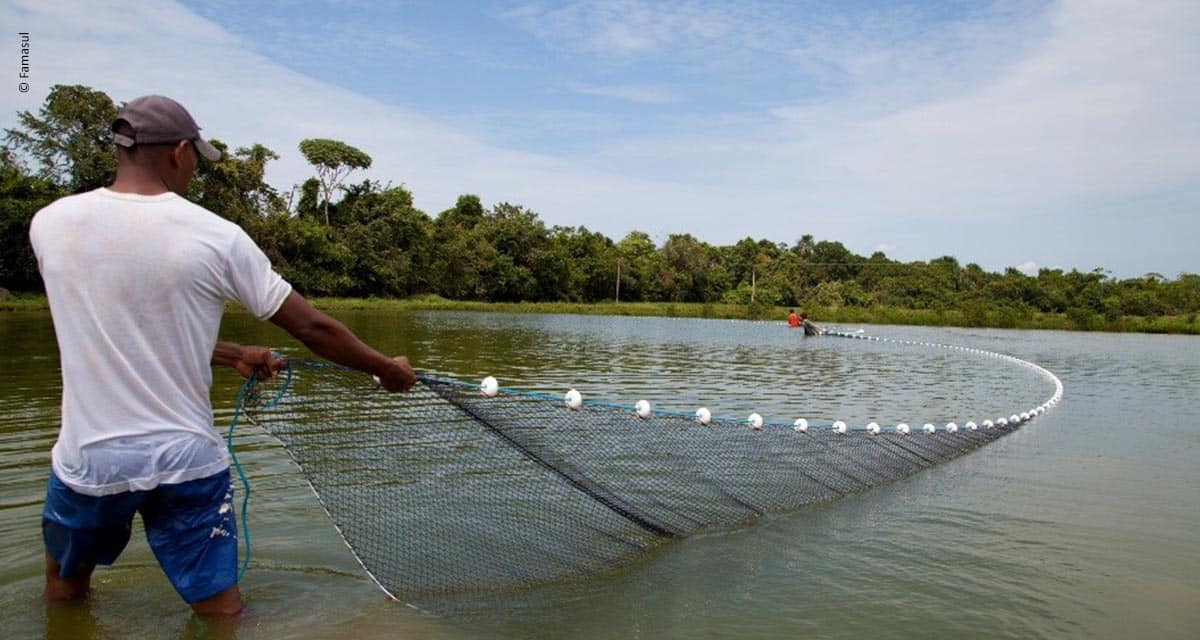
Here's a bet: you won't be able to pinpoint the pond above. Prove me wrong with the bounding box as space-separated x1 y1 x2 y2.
1 310 1197 639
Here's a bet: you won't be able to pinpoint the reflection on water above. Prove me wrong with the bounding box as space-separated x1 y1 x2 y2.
2 310 1198 639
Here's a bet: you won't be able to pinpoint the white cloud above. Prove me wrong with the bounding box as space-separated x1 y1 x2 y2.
566 82 679 104
1015 261 1039 275
819 0 1200 218
1 0 1196 278
504 0 742 60
0 0 684 233
564 0 1200 274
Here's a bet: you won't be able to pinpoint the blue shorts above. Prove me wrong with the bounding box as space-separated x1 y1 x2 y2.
42 469 238 604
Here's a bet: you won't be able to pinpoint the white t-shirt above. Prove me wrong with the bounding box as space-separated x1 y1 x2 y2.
30 188 292 496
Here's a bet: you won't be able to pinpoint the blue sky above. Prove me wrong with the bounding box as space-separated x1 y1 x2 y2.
2 0 1197 278
181 1 1039 152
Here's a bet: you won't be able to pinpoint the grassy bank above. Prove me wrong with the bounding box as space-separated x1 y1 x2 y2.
311 295 1200 334
4 293 1198 334
0 293 50 310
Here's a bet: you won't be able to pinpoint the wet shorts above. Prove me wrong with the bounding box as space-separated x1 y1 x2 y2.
42 469 238 604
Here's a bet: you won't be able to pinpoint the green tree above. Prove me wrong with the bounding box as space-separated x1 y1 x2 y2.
476 202 563 301
760 250 805 306
294 177 321 219
0 150 63 289
660 233 724 302
430 197 499 300
266 214 355 295
1032 268 1070 312
297 138 372 225
553 226 617 302
190 140 285 230
809 240 858 283
794 234 815 260
491 203 539 299
1162 273 1200 314
440 194 486 230
4 84 118 193
340 183 432 296
615 231 663 302
429 224 499 300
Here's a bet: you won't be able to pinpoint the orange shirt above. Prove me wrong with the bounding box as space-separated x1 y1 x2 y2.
787 312 800 327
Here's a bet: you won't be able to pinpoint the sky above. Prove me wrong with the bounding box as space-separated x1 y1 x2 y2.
1 0 1197 278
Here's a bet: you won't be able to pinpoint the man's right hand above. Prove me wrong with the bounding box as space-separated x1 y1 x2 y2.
378 356 417 392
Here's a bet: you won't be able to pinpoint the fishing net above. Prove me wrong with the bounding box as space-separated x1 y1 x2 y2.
236 330 1062 604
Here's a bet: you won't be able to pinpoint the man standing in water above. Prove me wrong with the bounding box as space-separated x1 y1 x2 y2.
30 95 416 616
800 313 824 336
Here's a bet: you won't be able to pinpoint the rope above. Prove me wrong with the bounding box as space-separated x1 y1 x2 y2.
427 331 1064 433
225 357 293 582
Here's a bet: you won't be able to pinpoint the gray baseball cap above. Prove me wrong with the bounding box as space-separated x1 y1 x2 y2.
112 95 221 161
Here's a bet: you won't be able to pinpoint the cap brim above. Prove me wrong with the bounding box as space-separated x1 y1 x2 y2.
194 138 221 162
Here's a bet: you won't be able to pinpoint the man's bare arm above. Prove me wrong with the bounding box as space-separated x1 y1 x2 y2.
268 291 416 392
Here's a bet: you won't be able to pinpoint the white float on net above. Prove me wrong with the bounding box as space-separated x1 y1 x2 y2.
695 407 711 425
635 400 652 419
481 376 499 397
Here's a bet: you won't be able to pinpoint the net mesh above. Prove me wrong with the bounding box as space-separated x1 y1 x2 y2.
239 332 1060 604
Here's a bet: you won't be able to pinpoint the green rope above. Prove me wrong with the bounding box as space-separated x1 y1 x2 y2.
225 358 293 582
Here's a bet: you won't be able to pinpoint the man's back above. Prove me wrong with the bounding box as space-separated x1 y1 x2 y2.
31 188 291 495
34 93 415 614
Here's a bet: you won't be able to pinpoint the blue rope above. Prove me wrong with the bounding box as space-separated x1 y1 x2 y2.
225 359 293 582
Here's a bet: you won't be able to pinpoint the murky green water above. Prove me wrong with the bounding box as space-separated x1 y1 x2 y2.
2 310 1198 639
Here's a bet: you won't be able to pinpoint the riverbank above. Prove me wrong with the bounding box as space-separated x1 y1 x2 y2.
3 293 1196 334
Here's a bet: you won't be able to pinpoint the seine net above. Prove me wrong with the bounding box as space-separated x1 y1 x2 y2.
237 332 1061 605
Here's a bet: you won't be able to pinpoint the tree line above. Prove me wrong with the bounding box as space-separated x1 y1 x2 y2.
3 85 1198 329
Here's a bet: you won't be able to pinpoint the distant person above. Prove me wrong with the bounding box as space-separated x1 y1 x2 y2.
800 313 823 336
30 95 417 616
787 309 800 328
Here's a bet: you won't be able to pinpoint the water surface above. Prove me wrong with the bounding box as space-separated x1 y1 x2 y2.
1 310 1197 638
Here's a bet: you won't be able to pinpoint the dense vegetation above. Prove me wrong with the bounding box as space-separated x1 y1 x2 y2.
2 85 1197 333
